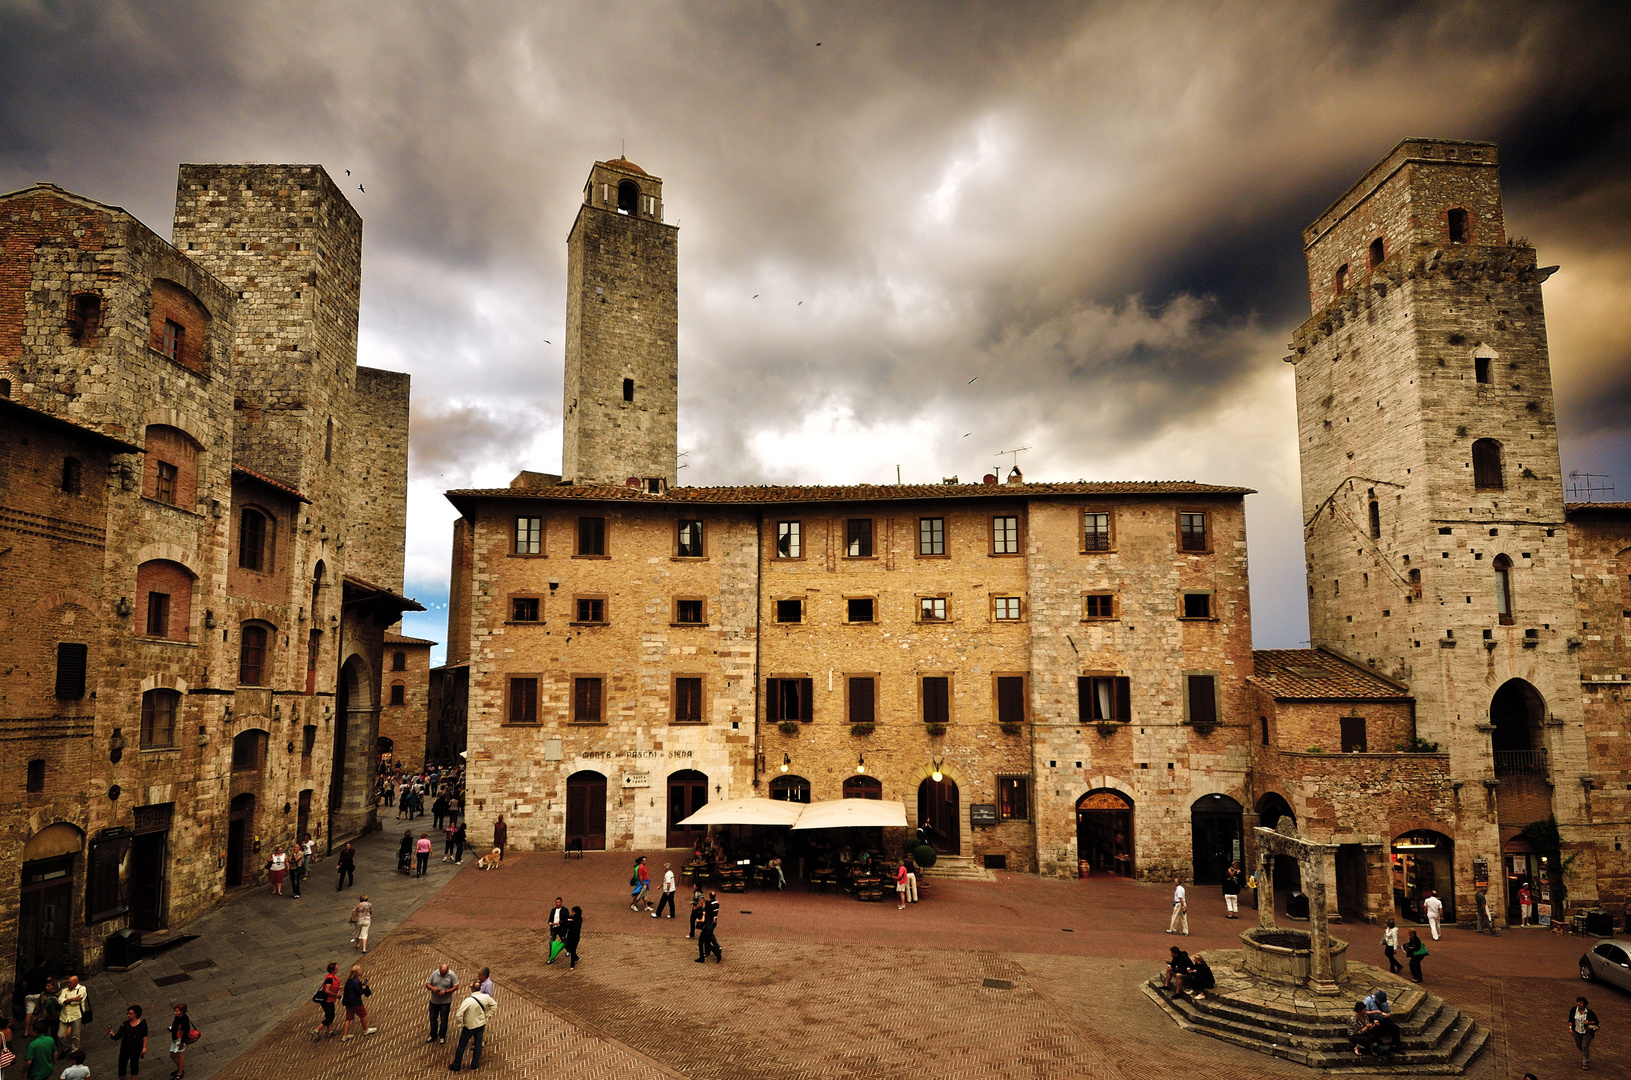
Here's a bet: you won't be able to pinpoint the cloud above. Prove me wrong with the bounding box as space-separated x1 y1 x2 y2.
4 0 1628 658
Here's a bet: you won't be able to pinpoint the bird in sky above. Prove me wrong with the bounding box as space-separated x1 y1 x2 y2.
797 301 803 305
963 433 972 438
752 294 759 299
358 185 365 193
544 339 552 345
968 377 977 384
345 169 350 176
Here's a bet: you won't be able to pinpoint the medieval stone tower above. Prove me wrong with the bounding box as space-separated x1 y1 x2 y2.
561 157 678 488
1290 138 1593 902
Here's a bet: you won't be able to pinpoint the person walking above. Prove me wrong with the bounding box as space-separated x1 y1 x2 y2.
1569 996 1600 1070
289 843 305 898
493 814 507 857
547 897 567 961
107 1004 148 1077
339 966 375 1040
417 833 433 878
1404 929 1427 983
1222 862 1243 919
433 794 449 830
654 864 677 919
268 846 289 895
397 830 415 874
1518 882 1533 926
350 895 374 953
1382 919 1403 974
453 821 467 864
563 907 583 971
336 842 356 891
425 963 458 1045
696 891 722 963
447 981 494 1072
442 821 458 862
630 856 651 912
55 975 89 1058
688 889 705 939
312 962 342 1040
24 1020 55 1080
166 1003 191 1080
22 956 49 1027
1167 881 1189 935
1423 890 1443 940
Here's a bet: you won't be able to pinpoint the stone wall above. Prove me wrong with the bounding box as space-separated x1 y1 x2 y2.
379 637 433 769
348 366 411 595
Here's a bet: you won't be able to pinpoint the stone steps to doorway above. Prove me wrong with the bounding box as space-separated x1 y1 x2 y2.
919 855 995 881
1142 954 1488 1073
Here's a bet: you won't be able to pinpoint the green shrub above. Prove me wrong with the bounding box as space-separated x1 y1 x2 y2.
777 720 799 735
1394 736 1440 753
850 722 875 737
913 844 938 869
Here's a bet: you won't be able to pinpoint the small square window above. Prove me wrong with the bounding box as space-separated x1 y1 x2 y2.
677 519 704 557
577 516 606 556
1340 716 1367 753
847 597 875 623
776 521 801 558
575 597 605 623
993 597 1021 621
1083 511 1111 551
919 517 944 556
846 518 873 557
992 515 1019 555
1084 594 1114 619
511 597 540 622
776 598 803 624
514 517 541 555
1180 512 1208 552
1183 593 1212 619
675 599 704 625
920 597 947 621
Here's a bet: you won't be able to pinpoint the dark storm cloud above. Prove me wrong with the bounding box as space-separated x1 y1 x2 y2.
4 1 1628 653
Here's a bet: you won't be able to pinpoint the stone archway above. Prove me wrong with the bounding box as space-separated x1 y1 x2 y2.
329 654 379 846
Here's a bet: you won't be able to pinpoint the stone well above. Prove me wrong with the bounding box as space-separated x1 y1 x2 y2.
1239 927 1349 987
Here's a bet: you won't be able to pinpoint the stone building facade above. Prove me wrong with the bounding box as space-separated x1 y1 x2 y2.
0 167 414 978
378 633 435 769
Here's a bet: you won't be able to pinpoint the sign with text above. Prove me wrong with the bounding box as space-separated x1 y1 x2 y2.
969 803 998 827
622 772 650 788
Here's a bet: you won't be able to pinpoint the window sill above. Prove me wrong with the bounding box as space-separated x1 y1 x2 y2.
500 722 541 728
772 556 808 563
1080 547 1117 555
669 720 707 726
988 552 1023 558
1177 616 1218 622
774 621 805 627
568 720 608 727
670 621 708 629
843 621 878 627
843 555 879 562
915 553 949 560
992 618 1025 625
136 636 199 646
671 555 709 562
916 619 955 626
505 619 545 626
568 621 609 628
139 745 180 755
507 553 548 559
1081 617 1119 623
572 554 611 560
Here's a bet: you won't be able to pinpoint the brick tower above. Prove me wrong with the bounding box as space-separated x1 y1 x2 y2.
1290 139 1593 912
561 158 678 488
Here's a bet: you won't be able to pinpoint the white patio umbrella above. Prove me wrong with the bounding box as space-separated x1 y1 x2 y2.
676 797 804 828
789 799 908 830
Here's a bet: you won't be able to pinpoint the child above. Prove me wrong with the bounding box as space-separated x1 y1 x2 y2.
62 1048 91 1080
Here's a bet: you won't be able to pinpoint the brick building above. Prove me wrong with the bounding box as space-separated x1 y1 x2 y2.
0 167 415 978
378 633 435 769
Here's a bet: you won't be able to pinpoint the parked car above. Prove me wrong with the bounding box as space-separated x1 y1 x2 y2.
1580 939 1631 991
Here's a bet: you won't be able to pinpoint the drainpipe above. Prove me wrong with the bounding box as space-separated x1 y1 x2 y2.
752 509 763 789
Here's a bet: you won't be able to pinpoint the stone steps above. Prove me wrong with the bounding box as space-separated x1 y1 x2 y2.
919 856 995 881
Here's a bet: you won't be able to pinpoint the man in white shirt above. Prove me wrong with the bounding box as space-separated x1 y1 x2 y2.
1423 891 1444 940
1167 881 1189 935
448 983 495 1072
547 897 567 963
653 863 677 919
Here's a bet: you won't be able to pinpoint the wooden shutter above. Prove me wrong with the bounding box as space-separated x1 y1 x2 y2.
55 642 87 699
1076 676 1092 723
996 676 1025 724
924 676 949 724
1187 675 1217 725
849 677 875 724
765 678 782 721
574 677 602 723
1115 676 1131 722
676 678 702 723
798 678 813 720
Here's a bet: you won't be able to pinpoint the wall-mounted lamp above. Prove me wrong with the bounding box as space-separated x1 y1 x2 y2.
781 753 790 774
114 596 133 617
856 752 866 774
204 609 217 629
330 615 339 628
109 727 126 764
931 757 944 783
209 499 223 518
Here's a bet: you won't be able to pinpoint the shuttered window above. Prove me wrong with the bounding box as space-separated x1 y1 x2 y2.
509 677 538 724
1186 674 1218 726
239 624 268 685
1472 439 1504 490
140 689 178 748
1077 676 1131 722
996 676 1025 724
766 678 813 721
675 677 703 723
573 677 603 723
577 516 606 556
55 642 88 699
848 677 875 724
922 676 950 724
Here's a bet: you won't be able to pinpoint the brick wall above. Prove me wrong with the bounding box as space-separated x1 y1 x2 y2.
134 559 195 641
378 639 432 769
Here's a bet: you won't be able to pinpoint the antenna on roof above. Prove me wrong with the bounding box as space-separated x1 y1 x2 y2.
994 446 1031 481
1567 471 1613 502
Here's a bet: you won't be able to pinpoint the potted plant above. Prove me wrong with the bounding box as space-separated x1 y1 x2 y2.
999 722 1022 736
1096 721 1117 739
777 720 799 735
925 723 947 737
851 722 875 737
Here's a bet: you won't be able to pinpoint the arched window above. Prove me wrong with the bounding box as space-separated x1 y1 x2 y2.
1448 208 1469 244
1367 237 1384 269
768 774 811 803
148 279 210 376
0 378 11 398
617 180 639 216
842 774 882 799
136 560 195 641
239 623 270 685
1493 554 1514 625
1367 496 1380 539
1333 264 1348 296
140 688 179 748
392 651 407 671
1472 439 1504 490
1409 568 1422 600
143 425 200 507
238 507 275 571
232 729 267 772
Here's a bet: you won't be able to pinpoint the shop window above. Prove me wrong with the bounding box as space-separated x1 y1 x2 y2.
676 519 704 557
776 598 803 624
577 516 606 556
239 623 269 685
26 758 45 793
512 597 540 622
1185 674 1218 726
390 682 406 706
674 677 703 723
921 676 950 725
991 515 1020 555
776 520 801 558
572 677 603 723
140 689 178 748
508 677 538 724
1340 716 1367 753
998 777 1029 821
846 518 873 557
1179 511 1208 551
919 517 944 555
55 642 87 699
1078 676 1130 722
766 677 813 721
1472 439 1504 490
848 677 875 724
514 516 541 554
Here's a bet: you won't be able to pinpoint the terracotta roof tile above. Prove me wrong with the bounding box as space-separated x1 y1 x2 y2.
1250 648 1411 701
445 480 1252 508
383 633 437 646
232 462 309 503
1567 502 1631 514
342 574 425 612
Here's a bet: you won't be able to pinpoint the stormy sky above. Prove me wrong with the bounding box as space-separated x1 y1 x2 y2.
5 1 1629 662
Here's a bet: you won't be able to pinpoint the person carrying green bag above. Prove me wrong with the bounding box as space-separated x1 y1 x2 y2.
1404 929 1428 983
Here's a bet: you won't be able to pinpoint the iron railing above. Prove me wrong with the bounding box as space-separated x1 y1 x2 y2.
1493 749 1549 776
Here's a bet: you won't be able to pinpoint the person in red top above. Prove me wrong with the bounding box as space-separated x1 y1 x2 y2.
630 856 652 911
312 962 342 1039
895 861 910 910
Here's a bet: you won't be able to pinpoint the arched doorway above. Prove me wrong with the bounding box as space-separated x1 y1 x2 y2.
18 824 82 979
1254 792 1300 894
666 770 709 848
1191 794 1243 884
917 778 959 854
1490 678 1545 760
566 771 607 850
227 794 255 887
768 774 811 803
1077 790 1133 877
377 736 394 758
330 654 376 843
1392 829 1455 925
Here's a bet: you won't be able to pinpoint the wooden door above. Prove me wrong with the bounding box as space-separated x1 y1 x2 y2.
666 770 709 848
130 833 167 930
566 772 607 850
917 778 959 853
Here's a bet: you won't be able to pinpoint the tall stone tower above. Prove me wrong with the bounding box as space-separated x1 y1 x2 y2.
561 158 678 487
1290 139 1593 904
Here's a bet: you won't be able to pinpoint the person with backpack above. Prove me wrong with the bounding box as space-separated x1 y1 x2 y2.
447 981 495 1071
311 962 342 1040
167 1002 194 1080
630 856 651 912
1404 929 1427 983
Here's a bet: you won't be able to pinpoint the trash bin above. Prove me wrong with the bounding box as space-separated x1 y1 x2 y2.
105 927 142 968
1585 911 1614 937
1285 891 1310 920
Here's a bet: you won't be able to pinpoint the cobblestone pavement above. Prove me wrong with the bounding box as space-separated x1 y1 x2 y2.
77 823 461 1080
155 850 1631 1078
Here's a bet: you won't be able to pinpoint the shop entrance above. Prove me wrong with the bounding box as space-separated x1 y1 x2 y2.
1335 844 1367 922
1392 830 1454 925
17 823 83 979
226 793 255 887
130 803 173 931
917 777 960 854
666 770 709 848
1190 794 1243 884
1077 789 1134 877
565 771 607 850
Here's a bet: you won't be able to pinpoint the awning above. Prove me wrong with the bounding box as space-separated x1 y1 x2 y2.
790 799 908 831
677 798 804 828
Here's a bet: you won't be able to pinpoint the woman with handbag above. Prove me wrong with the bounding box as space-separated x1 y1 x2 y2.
167 1002 193 1080
349 895 374 953
267 846 288 895
1405 929 1427 983
311 962 342 1040
339 967 375 1040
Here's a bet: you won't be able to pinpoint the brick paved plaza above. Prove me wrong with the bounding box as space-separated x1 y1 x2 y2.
92 842 1605 1080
